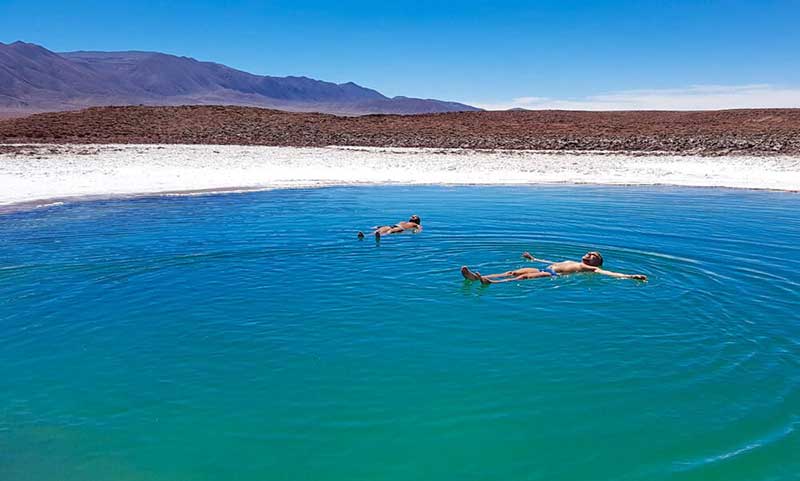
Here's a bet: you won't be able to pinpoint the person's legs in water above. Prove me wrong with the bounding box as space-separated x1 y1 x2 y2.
359 225 389 239
371 226 396 239
462 267 545 281
358 227 390 239
479 271 552 284
461 266 483 280
482 268 541 279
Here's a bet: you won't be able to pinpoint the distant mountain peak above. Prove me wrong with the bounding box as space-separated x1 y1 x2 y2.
0 41 479 115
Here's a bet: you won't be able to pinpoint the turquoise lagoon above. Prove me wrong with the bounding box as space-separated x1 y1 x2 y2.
1 185 799 480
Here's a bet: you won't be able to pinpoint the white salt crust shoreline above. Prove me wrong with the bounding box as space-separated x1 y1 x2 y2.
1 144 799 209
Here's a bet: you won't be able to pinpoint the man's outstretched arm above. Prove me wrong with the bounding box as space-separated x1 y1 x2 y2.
522 252 556 264
592 267 648 281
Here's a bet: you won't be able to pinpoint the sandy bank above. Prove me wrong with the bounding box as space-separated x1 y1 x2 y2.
1 144 799 209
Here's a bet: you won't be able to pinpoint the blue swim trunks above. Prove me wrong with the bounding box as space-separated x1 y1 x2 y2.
542 267 559 277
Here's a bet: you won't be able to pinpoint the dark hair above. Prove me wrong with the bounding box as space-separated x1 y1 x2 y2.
409 215 421 225
588 251 603 266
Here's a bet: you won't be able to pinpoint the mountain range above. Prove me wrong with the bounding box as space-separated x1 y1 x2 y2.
0 41 479 116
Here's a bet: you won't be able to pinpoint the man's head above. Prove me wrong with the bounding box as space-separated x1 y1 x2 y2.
582 251 603 267
409 215 421 225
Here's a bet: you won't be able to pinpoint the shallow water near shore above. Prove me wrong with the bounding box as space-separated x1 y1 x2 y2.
1 185 799 481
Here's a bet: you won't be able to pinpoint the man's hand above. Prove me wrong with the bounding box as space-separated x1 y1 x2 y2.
628 274 648 281
522 252 535 261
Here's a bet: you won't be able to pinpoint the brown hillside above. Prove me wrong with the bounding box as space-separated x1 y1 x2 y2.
1 106 799 155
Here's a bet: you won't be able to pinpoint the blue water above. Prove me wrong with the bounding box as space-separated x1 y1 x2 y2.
1 185 799 481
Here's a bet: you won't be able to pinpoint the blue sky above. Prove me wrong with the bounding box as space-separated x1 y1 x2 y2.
2 0 799 109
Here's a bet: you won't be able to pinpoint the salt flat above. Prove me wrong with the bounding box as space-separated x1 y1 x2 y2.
1 144 799 207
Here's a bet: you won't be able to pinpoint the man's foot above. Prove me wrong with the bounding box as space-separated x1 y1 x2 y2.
358 231 365 239
461 266 480 281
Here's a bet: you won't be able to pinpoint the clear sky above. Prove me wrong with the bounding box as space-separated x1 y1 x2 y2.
2 0 799 109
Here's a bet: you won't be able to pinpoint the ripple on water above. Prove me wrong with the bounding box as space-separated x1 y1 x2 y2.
1 185 799 481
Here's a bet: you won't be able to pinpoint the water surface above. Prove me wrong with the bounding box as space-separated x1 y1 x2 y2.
1 185 799 481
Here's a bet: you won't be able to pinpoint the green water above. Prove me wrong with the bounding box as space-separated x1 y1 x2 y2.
1 186 799 480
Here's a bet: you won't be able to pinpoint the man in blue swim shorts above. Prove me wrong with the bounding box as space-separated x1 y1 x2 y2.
461 251 647 284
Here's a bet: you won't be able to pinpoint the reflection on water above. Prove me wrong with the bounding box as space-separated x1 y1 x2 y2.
1 185 799 481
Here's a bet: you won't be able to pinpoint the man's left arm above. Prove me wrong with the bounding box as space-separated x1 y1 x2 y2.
591 266 648 281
